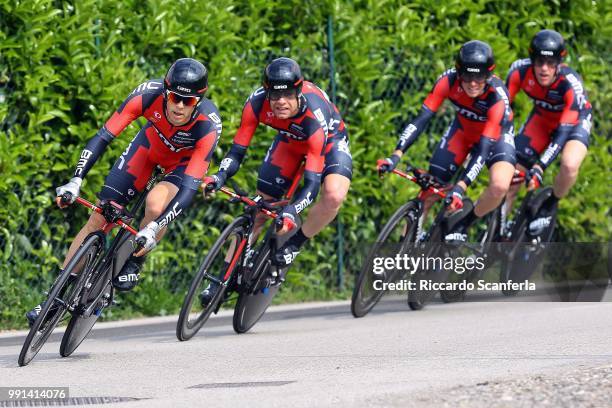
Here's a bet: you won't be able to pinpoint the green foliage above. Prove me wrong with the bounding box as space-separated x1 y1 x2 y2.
1 0 609 329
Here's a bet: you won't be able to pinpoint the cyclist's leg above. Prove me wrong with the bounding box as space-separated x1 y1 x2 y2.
505 112 551 212
302 132 352 238
426 120 468 217
553 114 590 199
253 135 302 242
473 126 517 217
140 164 188 240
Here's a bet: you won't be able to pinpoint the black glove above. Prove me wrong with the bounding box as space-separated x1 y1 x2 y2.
202 172 227 194
377 154 401 173
276 204 298 231
525 166 543 189
444 185 465 211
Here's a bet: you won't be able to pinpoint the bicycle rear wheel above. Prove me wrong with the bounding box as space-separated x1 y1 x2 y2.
500 188 556 296
232 244 281 334
176 217 249 341
407 203 450 311
18 232 104 366
351 201 419 318
440 201 498 304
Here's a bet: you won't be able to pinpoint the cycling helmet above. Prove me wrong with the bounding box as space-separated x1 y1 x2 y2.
529 30 567 62
164 58 208 96
455 40 495 79
263 57 304 97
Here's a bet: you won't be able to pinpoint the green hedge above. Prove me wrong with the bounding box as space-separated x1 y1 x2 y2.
1 0 609 329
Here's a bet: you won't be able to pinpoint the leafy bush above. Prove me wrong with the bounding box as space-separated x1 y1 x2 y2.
1 0 609 329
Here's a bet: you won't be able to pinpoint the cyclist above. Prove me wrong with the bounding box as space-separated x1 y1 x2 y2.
200 57 351 305
505 29 592 234
379 40 516 241
26 58 222 325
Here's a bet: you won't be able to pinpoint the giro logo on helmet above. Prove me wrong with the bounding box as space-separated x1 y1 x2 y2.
177 86 192 93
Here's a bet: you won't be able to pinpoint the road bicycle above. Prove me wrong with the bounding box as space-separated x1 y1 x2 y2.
18 168 162 366
351 162 454 318
176 170 303 341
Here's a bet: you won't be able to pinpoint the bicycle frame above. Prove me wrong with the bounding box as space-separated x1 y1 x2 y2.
65 168 161 317
209 162 305 294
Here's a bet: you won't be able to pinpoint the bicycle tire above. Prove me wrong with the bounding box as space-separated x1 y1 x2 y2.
351 200 420 318
232 244 281 334
439 204 500 304
18 233 104 366
499 189 552 296
176 216 249 341
408 203 450 311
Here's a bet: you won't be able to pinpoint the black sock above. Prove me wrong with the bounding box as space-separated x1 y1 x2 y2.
287 228 309 248
549 193 560 205
129 254 147 265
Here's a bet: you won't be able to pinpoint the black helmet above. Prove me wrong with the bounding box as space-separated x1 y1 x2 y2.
164 58 208 96
455 40 495 79
263 57 304 96
529 30 566 62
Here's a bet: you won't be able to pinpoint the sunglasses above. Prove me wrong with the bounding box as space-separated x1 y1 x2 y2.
166 90 201 107
268 89 298 101
460 72 488 83
533 56 561 68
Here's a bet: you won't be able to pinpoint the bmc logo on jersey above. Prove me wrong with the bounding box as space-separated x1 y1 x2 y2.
565 73 586 109
455 107 487 122
131 81 162 95
313 108 329 136
466 156 485 182
534 100 564 111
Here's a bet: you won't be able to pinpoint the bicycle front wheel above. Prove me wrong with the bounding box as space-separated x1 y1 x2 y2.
176 216 249 341
19 232 105 366
351 200 420 318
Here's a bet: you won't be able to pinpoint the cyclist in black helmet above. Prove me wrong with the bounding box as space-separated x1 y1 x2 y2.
379 40 517 241
199 57 352 307
505 30 592 233
26 58 222 325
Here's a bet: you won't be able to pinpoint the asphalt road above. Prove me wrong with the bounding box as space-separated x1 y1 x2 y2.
1 294 611 407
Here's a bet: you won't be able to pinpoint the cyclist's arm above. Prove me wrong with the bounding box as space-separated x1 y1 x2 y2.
505 66 522 105
289 129 326 216
394 73 449 156
537 87 581 170
218 100 260 178
155 129 219 229
72 85 150 180
458 99 505 187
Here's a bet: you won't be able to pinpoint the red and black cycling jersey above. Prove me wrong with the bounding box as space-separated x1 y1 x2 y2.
506 59 591 124
395 68 513 186
505 59 592 168
72 78 222 228
221 81 346 215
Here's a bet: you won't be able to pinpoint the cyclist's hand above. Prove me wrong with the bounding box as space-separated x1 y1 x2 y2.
525 165 543 190
134 221 160 257
55 177 83 208
201 172 226 198
511 169 526 185
275 205 298 236
444 185 465 212
376 154 400 175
